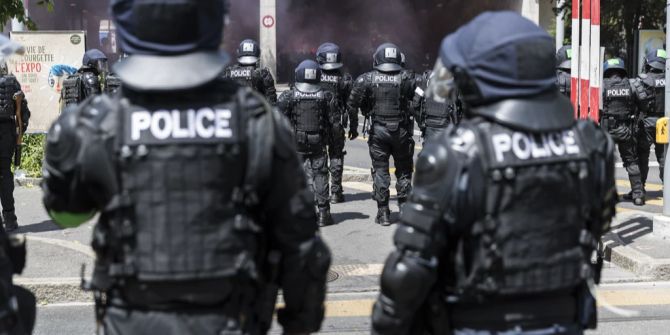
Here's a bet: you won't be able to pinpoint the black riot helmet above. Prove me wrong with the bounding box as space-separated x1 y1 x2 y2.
603 58 627 78
644 49 667 73
316 42 343 70
111 0 230 91
82 49 109 75
237 39 260 66
556 45 572 70
373 43 402 73
295 60 322 93
428 11 572 132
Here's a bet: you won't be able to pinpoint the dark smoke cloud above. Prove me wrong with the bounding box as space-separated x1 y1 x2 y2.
226 0 522 82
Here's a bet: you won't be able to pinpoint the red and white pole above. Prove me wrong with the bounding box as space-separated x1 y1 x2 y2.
570 0 581 118
589 0 601 123
579 0 591 119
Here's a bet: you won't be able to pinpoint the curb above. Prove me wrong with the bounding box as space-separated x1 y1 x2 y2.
603 211 670 281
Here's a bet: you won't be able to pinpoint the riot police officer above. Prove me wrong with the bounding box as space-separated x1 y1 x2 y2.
61 49 117 107
412 70 457 142
348 43 416 226
42 1 330 334
556 45 572 98
0 62 29 232
631 49 666 191
279 60 336 226
372 12 615 335
602 58 644 205
0 34 36 335
223 39 278 104
315 43 354 204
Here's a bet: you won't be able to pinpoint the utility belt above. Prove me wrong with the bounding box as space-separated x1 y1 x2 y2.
424 115 450 128
600 114 634 130
448 293 577 331
0 114 15 123
372 115 408 132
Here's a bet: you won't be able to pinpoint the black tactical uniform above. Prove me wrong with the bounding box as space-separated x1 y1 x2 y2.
556 45 572 98
0 62 29 232
315 43 354 204
61 49 116 107
601 58 644 205
42 2 330 334
631 50 667 189
372 12 616 335
279 60 336 227
0 35 36 335
412 70 457 141
348 43 416 226
223 39 278 104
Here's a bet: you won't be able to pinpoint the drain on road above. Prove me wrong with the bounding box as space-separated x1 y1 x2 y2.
327 270 339 283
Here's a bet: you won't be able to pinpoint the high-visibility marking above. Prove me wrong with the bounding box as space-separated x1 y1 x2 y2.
571 0 581 115
589 0 601 122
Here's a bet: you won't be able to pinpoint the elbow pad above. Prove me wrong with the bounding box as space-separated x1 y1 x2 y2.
278 236 332 334
372 251 437 335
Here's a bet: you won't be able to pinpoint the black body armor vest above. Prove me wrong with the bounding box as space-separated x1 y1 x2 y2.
227 64 257 89
453 121 596 301
91 90 267 305
371 72 403 122
424 98 451 128
291 90 328 153
603 77 634 118
0 76 17 119
633 73 665 117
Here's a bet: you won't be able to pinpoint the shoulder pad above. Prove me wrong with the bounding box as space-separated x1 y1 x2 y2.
239 87 269 118
575 119 613 156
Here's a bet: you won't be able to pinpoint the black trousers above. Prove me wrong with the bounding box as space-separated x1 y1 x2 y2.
300 151 330 209
368 122 414 206
423 125 448 144
0 122 14 213
637 116 665 185
5 285 36 335
328 123 346 196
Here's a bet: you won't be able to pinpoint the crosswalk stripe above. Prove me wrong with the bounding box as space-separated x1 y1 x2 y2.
319 288 670 317
616 180 663 192
343 181 398 196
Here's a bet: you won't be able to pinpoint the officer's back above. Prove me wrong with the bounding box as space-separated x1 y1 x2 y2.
371 12 616 335
42 1 330 334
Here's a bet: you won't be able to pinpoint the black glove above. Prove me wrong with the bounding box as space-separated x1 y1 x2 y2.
348 129 359 140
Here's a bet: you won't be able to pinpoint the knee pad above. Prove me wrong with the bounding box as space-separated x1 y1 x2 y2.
626 164 641 176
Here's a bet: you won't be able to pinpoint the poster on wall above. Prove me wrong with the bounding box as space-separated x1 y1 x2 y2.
637 30 665 75
8 31 85 133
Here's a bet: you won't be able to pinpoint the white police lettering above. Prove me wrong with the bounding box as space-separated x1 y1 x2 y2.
305 69 317 80
606 89 630 97
131 108 233 141
656 79 666 87
385 48 397 58
242 43 254 52
491 130 580 162
326 53 337 63
295 91 320 99
321 74 339 83
231 69 251 78
374 74 399 83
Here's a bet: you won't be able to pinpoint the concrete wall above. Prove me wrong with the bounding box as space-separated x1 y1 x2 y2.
522 0 555 32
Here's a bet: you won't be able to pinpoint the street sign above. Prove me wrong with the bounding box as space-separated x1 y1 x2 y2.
262 15 275 28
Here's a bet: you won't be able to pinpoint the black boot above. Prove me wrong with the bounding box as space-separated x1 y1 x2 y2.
3 210 17 232
375 206 392 226
397 197 407 211
330 192 345 204
629 174 645 206
317 207 334 227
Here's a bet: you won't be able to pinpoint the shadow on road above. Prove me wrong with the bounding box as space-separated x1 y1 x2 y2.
341 192 371 203
17 220 61 233
602 215 653 254
332 212 370 225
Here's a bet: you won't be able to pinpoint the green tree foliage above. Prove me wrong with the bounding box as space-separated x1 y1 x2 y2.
0 0 54 31
553 0 665 66
19 133 45 178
